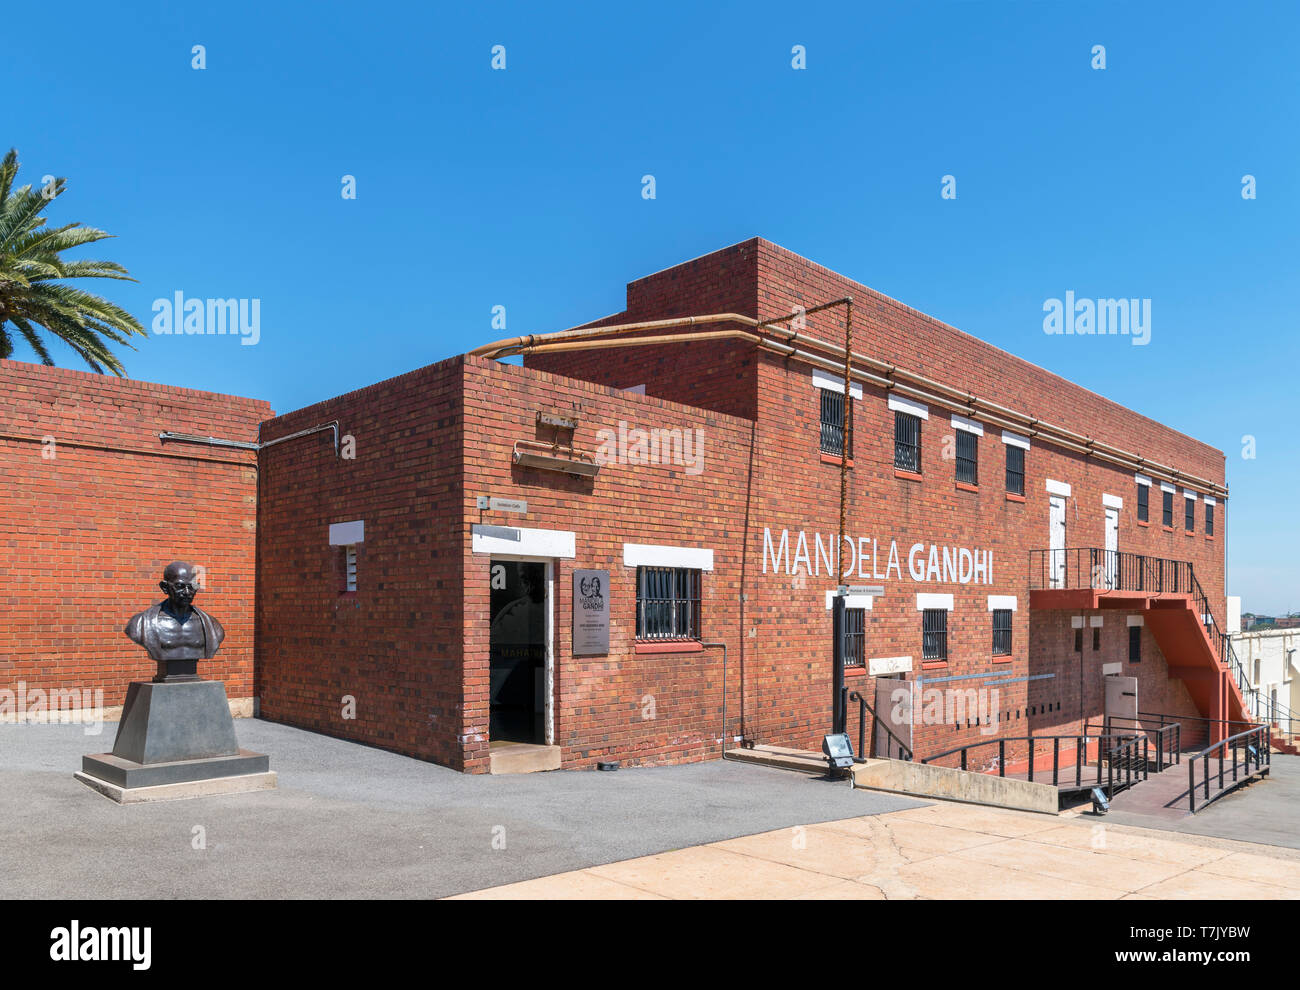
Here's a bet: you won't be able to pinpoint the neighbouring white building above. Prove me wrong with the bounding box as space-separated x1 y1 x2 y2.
1232 626 1300 731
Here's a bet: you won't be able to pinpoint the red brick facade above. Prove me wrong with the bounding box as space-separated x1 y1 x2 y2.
0 238 1231 775
0 359 269 714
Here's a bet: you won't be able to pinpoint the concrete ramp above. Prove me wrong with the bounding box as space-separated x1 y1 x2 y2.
852 758 1060 815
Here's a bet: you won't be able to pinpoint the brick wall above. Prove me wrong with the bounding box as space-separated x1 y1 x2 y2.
254 357 467 766
520 238 1228 765
461 355 754 772
0 359 269 713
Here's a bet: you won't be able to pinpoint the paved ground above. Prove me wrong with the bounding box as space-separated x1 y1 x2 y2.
1105 754 1300 848
454 801 1300 900
0 719 923 899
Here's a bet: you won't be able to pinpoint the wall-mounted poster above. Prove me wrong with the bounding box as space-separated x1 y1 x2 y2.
572 569 609 655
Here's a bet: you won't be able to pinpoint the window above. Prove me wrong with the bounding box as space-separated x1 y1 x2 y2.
1162 490 1174 527
1074 628 1083 652
1206 501 1215 536
992 609 1012 656
1185 497 1195 532
922 608 947 661
956 430 978 485
894 411 921 472
843 607 865 668
341 546 357 593
819 388 848 458
1005 445 1025 496
1137 484 1149 522
635 566 701 641
1128 625 1142 663
1092 626 1101 651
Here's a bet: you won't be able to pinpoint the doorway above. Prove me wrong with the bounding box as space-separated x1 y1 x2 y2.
489 559 550 744
1048 494 1067 587
1103 505 1119 589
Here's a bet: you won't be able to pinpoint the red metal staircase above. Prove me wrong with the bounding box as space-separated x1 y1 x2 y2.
1029 548 1257 743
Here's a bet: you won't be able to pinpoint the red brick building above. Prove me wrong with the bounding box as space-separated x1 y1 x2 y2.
0 361 268 718
1 238 1247 775
255 238 1242 773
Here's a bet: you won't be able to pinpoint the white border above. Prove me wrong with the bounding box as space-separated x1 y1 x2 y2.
811 368 863 400
328 520 365 545
825 591 874 610
951 413 984 436
869 655 913 676
1089 615 1104 628
1046 479 1072 498
472 524 576 559
1183 489 1199 502
1102 493 1123 509
623 543 715 571
1001 430 1031 450
1204 495 1217 506
1160 481 1176 493
987 595 1017 612
1127 615 1144 627
916 593 954 611
887 394 929 420
1135 473 1152 487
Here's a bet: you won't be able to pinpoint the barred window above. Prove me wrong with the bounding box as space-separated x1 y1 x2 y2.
1206 501 1214 536
1162 490 1173 527
956 430 978 485
1093 626 1101 651
992 609 1012 656
1128 625 1142 663
843 607 865 668
1185 497 1195 532
894 411 921 473
1137 484 1149 522
1005 445 1025 496
635 566 701 641
922 608 947 661
819 389 848 458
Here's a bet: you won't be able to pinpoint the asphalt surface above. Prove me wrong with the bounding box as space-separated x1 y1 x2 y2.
1106 754 1300 849
0 719 925 899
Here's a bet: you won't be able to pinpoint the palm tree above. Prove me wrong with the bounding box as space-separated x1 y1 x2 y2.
0 148 146 374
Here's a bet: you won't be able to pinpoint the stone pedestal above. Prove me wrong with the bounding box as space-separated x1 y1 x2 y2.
78 680 275 803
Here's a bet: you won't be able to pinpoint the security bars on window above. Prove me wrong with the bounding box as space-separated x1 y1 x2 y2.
1137 484 1149 522
956 430 978 485
992 608 1012 656
922 608 947 661
894 411 921 473
1185 497 1195 532
635 566 701 641
819 389 847 458
1206 502 1214 536
1005 445 1025 496
843 607 866 668
1162 490 1174 527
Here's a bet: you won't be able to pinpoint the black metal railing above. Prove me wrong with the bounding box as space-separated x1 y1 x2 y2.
1028 547 1258 714
847 690 913 761
1188 723 1271 813
1087 716 1181 772
1137 710 1254 752
920 731 1148 796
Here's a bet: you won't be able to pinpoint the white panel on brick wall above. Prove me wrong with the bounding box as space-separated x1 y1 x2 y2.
1102 493 1123 509
472 524 576 559
915 593 953 611
1135 473 1152 487
623 543 714 571
1001 430 1031 450
887 394 929 420
1127 615 1144 627
951 413 983 436
825 591 874 610
811 368 863 400
987 595 1017 612
1046 479 1072 498
328 520 364 545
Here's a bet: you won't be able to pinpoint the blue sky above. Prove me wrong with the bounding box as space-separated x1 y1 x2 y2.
7 1 1298 612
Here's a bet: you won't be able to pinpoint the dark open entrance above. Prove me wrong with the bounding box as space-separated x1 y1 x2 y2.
489 559 546 744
